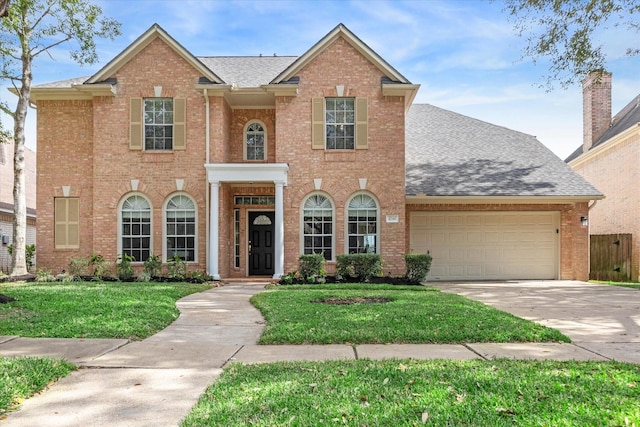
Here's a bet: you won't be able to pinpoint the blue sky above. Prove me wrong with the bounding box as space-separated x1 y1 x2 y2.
8 0 640 159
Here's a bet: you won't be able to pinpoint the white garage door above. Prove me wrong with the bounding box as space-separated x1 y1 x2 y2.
410 211 559 281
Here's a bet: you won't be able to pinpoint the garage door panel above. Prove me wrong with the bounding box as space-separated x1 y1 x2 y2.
410 211 559 281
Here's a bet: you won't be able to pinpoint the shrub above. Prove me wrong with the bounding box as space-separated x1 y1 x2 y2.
137 271 152 282
187 270 214 283
336 253 383 282
68 257 89 278
405 253 433 284
89 253 113 280
298 254 326 283
56 272 75 282
116 254 135 281
7 243 36 271
35 269 57 282
167 254 187 280
143 254 162 278
279 271 297 285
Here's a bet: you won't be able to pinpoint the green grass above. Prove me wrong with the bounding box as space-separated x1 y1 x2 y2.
182 359 640 426
0 281 210 340
592 280 640 290
0 356 76 415
251 284 569 344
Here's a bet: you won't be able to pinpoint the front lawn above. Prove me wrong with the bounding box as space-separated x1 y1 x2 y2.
0 281 210 340
182 359 640 426
0 356 76 415
251 284 569 344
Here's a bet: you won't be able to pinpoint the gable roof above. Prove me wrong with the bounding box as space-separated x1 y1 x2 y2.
566 94 640 163
406 104 602 199
271 23 410 84
86 23 223 84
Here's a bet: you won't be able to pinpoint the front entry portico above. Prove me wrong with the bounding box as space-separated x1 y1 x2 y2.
205 163 288 280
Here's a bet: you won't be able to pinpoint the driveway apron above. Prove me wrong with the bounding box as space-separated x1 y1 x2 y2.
431 280 640 363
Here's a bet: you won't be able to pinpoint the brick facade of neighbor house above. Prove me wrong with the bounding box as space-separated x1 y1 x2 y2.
568 72 640 281
30 24 599 281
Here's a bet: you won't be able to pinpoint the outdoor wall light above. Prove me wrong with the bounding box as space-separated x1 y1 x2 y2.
580 216 589 227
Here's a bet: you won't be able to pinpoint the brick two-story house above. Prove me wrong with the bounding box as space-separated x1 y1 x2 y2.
567 72 640 280
29 24 600 281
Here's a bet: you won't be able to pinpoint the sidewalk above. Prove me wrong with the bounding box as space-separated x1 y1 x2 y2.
0 281 638 426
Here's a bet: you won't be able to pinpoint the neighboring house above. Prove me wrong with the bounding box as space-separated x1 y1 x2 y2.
567 72 640 280
0 139 37 273
27 23 600 281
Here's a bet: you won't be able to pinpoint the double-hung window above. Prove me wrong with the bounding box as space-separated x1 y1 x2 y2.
302 194 334 260
347 194 378 254
325 98 355 149
312 96 368 150
130 98 186 150
121 195 151 262
144 98 174 150
165 194 196 262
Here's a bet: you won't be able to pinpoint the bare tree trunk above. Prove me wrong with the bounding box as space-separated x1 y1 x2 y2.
10 39 31 277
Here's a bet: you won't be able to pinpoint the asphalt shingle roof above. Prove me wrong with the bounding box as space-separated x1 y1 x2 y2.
406 104 602 197
197 56 298 87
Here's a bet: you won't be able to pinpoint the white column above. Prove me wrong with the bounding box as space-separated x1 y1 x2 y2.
273 181 285 279
209 181 221 280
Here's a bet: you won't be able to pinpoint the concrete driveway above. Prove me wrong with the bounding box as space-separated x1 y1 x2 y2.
431 280 640 363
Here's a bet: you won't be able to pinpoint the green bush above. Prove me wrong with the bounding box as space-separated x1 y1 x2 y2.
143 254 162 277
336 253 383 282
404 253 433 284
7 243 36 271
167 254 187 280
298 254 326 282
35 269 57 282
89 253 113 280
116 254 135 281
68 258 89 278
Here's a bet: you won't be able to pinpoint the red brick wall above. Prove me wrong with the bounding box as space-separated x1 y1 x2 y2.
229 109 276 163
572 132 640 280
36 100 94 271
405 203 590 281
275 37 407 275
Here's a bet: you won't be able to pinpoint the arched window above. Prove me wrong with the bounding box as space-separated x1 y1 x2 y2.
245 121 266 161
165 194 196 262
121 194 151 262
347 194 378 254
302 193 334 260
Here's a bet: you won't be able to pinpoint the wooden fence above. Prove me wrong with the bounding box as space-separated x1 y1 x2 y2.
589 234 632 282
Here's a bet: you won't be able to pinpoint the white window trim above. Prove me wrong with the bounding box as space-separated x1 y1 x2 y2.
344 191 380 255
243 120 267 161
162 192 198 263
144 97 174 151
117 192 153 264
300 192 335 261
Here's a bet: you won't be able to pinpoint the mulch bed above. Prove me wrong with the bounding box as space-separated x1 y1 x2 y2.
311 296 393 305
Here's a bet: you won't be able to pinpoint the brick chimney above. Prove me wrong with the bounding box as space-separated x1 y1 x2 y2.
582 71 612 153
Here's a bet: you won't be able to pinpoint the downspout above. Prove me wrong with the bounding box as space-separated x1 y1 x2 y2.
204 88 211 274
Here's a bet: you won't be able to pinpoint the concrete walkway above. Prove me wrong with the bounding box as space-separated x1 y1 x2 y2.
0 280 638 426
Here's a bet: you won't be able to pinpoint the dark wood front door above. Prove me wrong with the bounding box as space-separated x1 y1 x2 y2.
248 211 274 276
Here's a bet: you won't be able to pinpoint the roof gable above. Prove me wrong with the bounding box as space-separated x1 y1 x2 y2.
85 23 223 84
271 23 410 84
